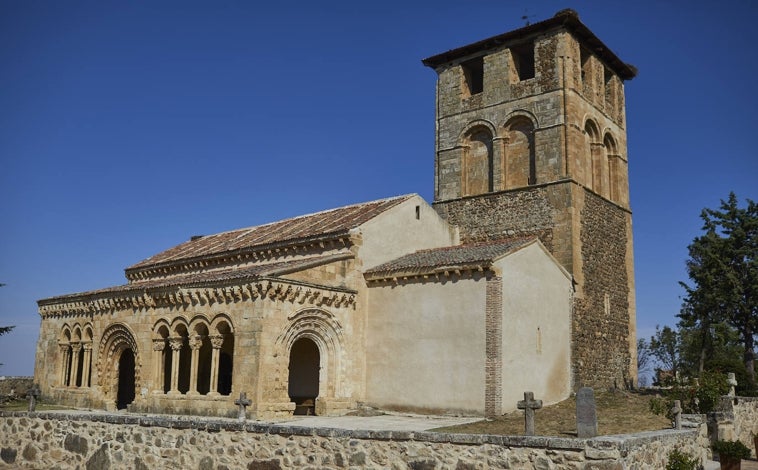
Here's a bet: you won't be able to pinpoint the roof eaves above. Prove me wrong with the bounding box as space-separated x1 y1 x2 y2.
422 9 636 81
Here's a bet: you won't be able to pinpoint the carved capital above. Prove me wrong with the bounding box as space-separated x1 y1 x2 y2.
188 335 204 350
58 343 69 352
210 334 224 349
168 336 184 351
82 342 93 352
152 338 167 351
71 343 82 353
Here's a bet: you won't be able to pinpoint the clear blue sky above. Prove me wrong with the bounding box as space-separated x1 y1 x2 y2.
1 1 756 376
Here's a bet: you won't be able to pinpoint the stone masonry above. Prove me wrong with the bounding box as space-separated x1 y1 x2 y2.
0 410 713 469
424 10 637 388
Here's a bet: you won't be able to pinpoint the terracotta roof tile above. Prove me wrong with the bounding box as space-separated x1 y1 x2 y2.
128 194 414 271
364 238 535 279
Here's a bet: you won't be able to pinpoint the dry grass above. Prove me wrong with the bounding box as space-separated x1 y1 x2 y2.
0 400 70 412
432 389 671 437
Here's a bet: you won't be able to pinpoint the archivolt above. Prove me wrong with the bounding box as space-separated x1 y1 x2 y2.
96 322 141 390
277 308 344 352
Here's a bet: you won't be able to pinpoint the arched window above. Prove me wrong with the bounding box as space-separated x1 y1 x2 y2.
504 117 535 188
604 133 619 202
583 120 602 193
462 127 494 196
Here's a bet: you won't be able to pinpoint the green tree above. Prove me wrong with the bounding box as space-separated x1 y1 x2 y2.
649 325 681 383
679 193 758 390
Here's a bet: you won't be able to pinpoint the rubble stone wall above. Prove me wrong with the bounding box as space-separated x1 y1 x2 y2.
0 411 712 469
0 377 33 397
709 396 758 459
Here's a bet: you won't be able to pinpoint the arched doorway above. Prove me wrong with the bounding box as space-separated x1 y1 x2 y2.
288 338 320 415
116 349 135 410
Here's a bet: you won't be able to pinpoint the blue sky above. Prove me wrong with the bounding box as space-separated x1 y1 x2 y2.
0 1 756 377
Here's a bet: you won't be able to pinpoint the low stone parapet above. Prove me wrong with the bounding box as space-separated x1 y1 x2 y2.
0 409 711 469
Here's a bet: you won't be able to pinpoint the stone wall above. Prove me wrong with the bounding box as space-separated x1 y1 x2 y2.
709 396 758 458
0 410 712 469
0 377 33 397
574 191 632 389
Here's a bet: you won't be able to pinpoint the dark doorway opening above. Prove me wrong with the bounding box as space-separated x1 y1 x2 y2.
288 338 320 415
116 348 136 410
218 352 233 396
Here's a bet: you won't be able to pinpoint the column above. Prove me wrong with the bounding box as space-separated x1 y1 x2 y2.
58 344 70 387
81 342 92 388
152 338 166 394
168 336 183 395
208 334 224 396
70 343 82 388
187 335 203 395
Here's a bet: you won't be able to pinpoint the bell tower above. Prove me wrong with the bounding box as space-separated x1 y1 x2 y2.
423 9 638 388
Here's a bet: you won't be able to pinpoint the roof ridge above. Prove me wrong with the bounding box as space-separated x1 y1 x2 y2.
185 193 417 239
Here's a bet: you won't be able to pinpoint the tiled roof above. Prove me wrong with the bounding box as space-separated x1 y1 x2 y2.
364 238 535 279
422 9 637 80
39 254 352 305
128 194 415 272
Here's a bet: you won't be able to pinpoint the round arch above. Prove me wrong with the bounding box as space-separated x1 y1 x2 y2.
276 308 344 402
96 323 141 407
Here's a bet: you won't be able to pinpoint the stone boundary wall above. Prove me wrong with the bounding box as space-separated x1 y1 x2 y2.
0 410 712 469
709 396 758 459
0 377 33 398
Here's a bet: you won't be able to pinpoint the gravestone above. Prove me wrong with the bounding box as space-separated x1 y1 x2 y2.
516 391 542 436
26 383 41 412
670 399 682 430
234 392 251 421
726 372 737 397
576 387 598 438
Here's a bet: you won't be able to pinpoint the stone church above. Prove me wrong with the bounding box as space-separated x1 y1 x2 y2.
34 10 637 419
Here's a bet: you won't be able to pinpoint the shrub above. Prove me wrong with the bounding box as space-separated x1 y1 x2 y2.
665 448 700 470
711 440 751 461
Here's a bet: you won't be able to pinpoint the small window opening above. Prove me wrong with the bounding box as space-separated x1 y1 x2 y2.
511 42 535 81
461 57 484 96
415 205 420 220
580 48 591 84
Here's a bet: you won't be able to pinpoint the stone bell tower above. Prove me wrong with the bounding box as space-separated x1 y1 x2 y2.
423 9 638 388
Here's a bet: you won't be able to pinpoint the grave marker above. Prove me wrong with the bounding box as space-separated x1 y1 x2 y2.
576 387 598 438
516 391 542 436
26 383 41 412
234 392 251 421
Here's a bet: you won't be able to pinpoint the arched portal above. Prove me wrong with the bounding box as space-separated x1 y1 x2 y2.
97 323 141 410
288 337 320 415
116 349 135 410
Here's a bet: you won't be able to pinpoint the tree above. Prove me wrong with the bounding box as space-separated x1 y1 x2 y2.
649 325 681 383
637 338 653 386
679 193 758 390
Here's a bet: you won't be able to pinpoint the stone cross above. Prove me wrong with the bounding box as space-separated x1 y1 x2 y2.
234 392 252 421
576 387 598 438
726 372 737 397
517 391 543 436
670 399 682 430
26 383 41 412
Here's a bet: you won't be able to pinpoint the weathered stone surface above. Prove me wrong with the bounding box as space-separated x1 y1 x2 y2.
248 459 282 470
63 433 89 455
0 408 726 469
0 447 17 464
86 443 110 470
576 388 598 438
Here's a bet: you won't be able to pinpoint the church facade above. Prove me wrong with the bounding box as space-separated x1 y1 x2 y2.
34 10 636 419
